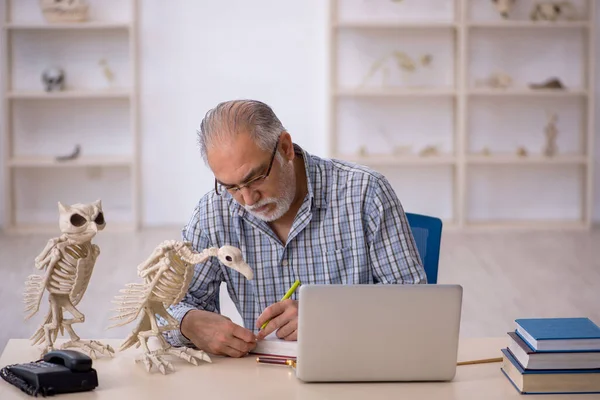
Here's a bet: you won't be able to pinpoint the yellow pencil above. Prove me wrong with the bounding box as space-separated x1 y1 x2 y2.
260 279 301 330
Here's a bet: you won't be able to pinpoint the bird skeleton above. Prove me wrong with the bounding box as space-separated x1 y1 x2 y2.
24 200 114 359
108 240 253 374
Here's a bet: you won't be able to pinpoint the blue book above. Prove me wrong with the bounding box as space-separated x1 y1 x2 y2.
501 348 600 394
515 318 600 351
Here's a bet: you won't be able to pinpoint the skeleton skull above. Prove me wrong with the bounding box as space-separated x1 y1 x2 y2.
58 200 105 244
42 67 65 92
491 0 516 19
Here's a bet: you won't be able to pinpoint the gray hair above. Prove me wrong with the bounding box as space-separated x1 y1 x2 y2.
197 99 286 165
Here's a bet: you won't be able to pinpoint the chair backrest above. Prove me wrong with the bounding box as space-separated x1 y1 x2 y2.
405 212 442 284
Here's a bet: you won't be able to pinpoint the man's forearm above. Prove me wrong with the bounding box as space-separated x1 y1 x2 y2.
163 302 200 347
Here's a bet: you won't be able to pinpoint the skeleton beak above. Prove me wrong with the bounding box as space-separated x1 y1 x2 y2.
231 263 253 280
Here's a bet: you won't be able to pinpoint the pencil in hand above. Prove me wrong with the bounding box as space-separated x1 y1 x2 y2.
260 279 301 330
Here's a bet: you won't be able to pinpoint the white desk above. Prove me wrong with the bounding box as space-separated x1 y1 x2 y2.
2 337 600 399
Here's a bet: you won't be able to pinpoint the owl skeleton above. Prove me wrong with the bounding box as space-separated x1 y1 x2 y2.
109 240 253 374
24 200 114 358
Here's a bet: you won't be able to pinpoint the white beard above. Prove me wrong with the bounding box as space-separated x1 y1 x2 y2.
245 156 296 222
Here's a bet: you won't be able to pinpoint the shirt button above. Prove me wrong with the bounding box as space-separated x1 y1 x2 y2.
282 260 289 266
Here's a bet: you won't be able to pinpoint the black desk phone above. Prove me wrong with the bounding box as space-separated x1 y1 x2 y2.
0 349 98 397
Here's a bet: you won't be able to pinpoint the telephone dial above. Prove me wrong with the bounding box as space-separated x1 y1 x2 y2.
0 349 98 397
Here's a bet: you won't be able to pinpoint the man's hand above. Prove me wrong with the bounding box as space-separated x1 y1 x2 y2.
180 309 256 358
256 299 298 341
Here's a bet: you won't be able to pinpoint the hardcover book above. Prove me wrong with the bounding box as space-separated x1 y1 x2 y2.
515 318 600 351
508 331 600 370
501 348 600 395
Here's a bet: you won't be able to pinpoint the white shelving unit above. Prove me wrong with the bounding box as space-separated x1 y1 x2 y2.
328 0 595 229
1 0 139 233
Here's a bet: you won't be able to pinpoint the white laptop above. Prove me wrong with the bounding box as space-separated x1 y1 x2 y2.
294 284 463 383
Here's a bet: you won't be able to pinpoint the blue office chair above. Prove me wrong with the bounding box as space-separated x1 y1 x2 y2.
405 212 442 284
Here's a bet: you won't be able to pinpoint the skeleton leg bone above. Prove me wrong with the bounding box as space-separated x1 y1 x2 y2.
135 306 174 374
154 304 211 365
134 304 210 374
58 295 114 358
40 295 61 357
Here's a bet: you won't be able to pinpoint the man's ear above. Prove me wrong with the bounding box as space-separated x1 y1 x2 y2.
279 131 295 161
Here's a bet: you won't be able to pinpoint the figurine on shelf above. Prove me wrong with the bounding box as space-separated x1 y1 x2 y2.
394 51 416 72
491 0 517 19
419 145 439 157
420 54 433 67
55 144 81 162
543 112 559 157
529 77 565 90
108 241 253 374
530 1 578 21
99 59 115 86
42 67 65 92
516 146 528 157
360 51 433 88
475 72 513 89
24 200 114 359
481 147 491 156
358 146 368 157
40 0 89 23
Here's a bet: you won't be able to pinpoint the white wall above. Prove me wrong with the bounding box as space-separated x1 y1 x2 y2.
0 1 599 228
140 1 328 225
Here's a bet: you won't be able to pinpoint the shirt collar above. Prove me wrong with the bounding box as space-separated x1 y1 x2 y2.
294 143 327 210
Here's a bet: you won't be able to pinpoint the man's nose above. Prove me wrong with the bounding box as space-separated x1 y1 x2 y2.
239 186 258 206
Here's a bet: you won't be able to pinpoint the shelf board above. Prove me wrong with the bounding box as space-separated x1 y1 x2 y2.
336 87 455 97
467 154 587 165
464 220 587 230
468 20 590 29
334 154 456 166
8 155 133 168
468 88 587 97
334 21 457 29
4 22 130 30
7 89 131 99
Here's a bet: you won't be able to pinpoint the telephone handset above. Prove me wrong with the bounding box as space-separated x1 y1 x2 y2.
0 349 98 397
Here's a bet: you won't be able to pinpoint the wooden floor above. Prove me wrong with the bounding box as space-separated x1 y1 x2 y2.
1 227 599 353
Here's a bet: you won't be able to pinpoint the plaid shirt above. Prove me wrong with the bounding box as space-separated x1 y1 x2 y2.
164 144 426 347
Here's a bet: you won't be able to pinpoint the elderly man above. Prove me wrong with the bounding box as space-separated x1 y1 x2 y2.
164 99 426 358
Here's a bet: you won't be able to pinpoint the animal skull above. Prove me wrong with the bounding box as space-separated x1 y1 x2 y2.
58 200 105 244
42 67 65 92
491 0 516 19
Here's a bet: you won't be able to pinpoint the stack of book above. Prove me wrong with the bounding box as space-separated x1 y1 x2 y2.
501 317 600 395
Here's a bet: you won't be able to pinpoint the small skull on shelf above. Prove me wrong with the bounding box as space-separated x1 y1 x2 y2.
491 0 516 19
42 67 65 92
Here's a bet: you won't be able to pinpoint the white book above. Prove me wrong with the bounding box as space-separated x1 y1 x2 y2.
251 332 297 358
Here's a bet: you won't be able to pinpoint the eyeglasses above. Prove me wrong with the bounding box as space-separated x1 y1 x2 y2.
214 136 280 196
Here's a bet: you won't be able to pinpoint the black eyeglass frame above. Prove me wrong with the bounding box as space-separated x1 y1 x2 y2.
214 135 281 195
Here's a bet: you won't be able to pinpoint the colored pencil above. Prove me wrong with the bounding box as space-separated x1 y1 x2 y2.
260 279 301 330
457 357 503 366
